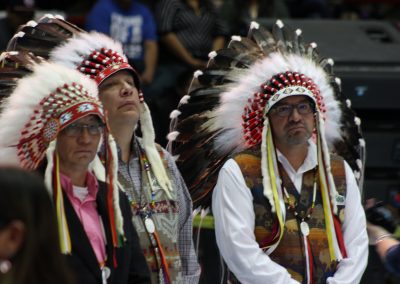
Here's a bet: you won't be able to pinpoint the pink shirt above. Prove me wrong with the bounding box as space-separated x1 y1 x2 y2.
61 172 106 265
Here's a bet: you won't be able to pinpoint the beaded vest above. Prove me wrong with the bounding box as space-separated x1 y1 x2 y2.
231 147 347 284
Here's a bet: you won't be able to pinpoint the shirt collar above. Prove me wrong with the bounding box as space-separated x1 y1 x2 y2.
101 135 137 163
277 140 317 175
61 171 99 201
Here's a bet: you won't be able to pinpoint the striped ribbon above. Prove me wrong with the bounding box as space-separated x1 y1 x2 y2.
53 152 72 254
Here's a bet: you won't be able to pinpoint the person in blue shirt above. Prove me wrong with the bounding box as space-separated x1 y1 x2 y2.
86 0 158 86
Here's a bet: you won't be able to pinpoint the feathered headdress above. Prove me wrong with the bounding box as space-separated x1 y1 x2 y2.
169 20 365 207
168 20 365 260
0 57 124 256
6 14 173 197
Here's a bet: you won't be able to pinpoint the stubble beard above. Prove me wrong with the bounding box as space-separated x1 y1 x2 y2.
285 128 312 146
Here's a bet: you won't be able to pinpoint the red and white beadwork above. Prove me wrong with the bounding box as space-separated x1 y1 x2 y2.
242 71 327 147
50 32 141 93
78 48 136 86
16 82 103 169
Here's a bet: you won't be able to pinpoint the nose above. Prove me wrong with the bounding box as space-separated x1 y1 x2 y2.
77 128 92 144
288 106 302 122
120 82 134 97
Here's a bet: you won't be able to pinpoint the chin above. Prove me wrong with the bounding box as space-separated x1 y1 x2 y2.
115 113 140 126
287 134 310 145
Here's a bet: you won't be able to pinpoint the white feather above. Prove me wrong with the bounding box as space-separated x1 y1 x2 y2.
50 32 128 70
194 70 203 78
26 20 37 27
231 35 242 42
140 103 173 198
208 51 217 59
179 95 191 105
169 109 181 119
167 131 180 142
276 19 284 28
250 21 260 30
356 159 363 170
44 140 56 197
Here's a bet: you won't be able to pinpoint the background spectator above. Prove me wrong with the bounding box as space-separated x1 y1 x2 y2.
215 0 290 35
86 0 158 86
150 0 228 145
0 166 73 284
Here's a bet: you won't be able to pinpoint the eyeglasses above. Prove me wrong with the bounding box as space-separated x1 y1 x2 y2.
61 123 105 137
270 102 314 117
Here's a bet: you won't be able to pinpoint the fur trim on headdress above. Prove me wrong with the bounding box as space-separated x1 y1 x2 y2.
140 102 173 198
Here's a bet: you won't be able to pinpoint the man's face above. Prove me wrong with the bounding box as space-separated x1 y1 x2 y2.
56 115 103 172
268 95 315 150
98 70 140 127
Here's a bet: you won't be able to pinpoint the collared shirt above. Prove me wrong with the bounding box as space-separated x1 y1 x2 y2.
116 138 200 283
212 142 369 284
61 172 106 265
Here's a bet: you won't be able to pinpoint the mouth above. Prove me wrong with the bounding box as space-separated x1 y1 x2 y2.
118 101 136 110
75 150 93 155
287 125 305 132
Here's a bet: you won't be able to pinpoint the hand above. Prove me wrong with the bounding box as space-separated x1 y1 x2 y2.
367 222 391 245
188 57 207 69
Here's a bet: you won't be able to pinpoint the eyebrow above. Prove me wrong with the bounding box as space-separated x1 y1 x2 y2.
274 99 310 107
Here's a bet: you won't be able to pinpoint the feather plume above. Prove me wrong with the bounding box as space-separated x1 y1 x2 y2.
7 15 84 59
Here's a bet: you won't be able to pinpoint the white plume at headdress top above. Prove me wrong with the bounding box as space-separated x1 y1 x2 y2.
0 62 98 167
50 31 128 69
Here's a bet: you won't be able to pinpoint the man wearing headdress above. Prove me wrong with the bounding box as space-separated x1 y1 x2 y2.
210 27 368 284
0 55 150 284
167 20 369 284
8 15 201 283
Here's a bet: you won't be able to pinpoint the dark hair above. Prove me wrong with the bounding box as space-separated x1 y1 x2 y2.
0 166 73 284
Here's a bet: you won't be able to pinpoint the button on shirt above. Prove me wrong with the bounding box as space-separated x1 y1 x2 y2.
61 172 106 265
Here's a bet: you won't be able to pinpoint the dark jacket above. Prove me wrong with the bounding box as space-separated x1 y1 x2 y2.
63 181 151 284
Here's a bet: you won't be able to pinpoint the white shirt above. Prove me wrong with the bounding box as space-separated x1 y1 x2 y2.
212 143 369 284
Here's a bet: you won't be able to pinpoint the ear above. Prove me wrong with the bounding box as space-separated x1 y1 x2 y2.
0 221 26 259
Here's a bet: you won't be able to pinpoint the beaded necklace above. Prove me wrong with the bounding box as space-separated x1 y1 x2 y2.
281 166 317 236
280 165 318 284
125 140 172 284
